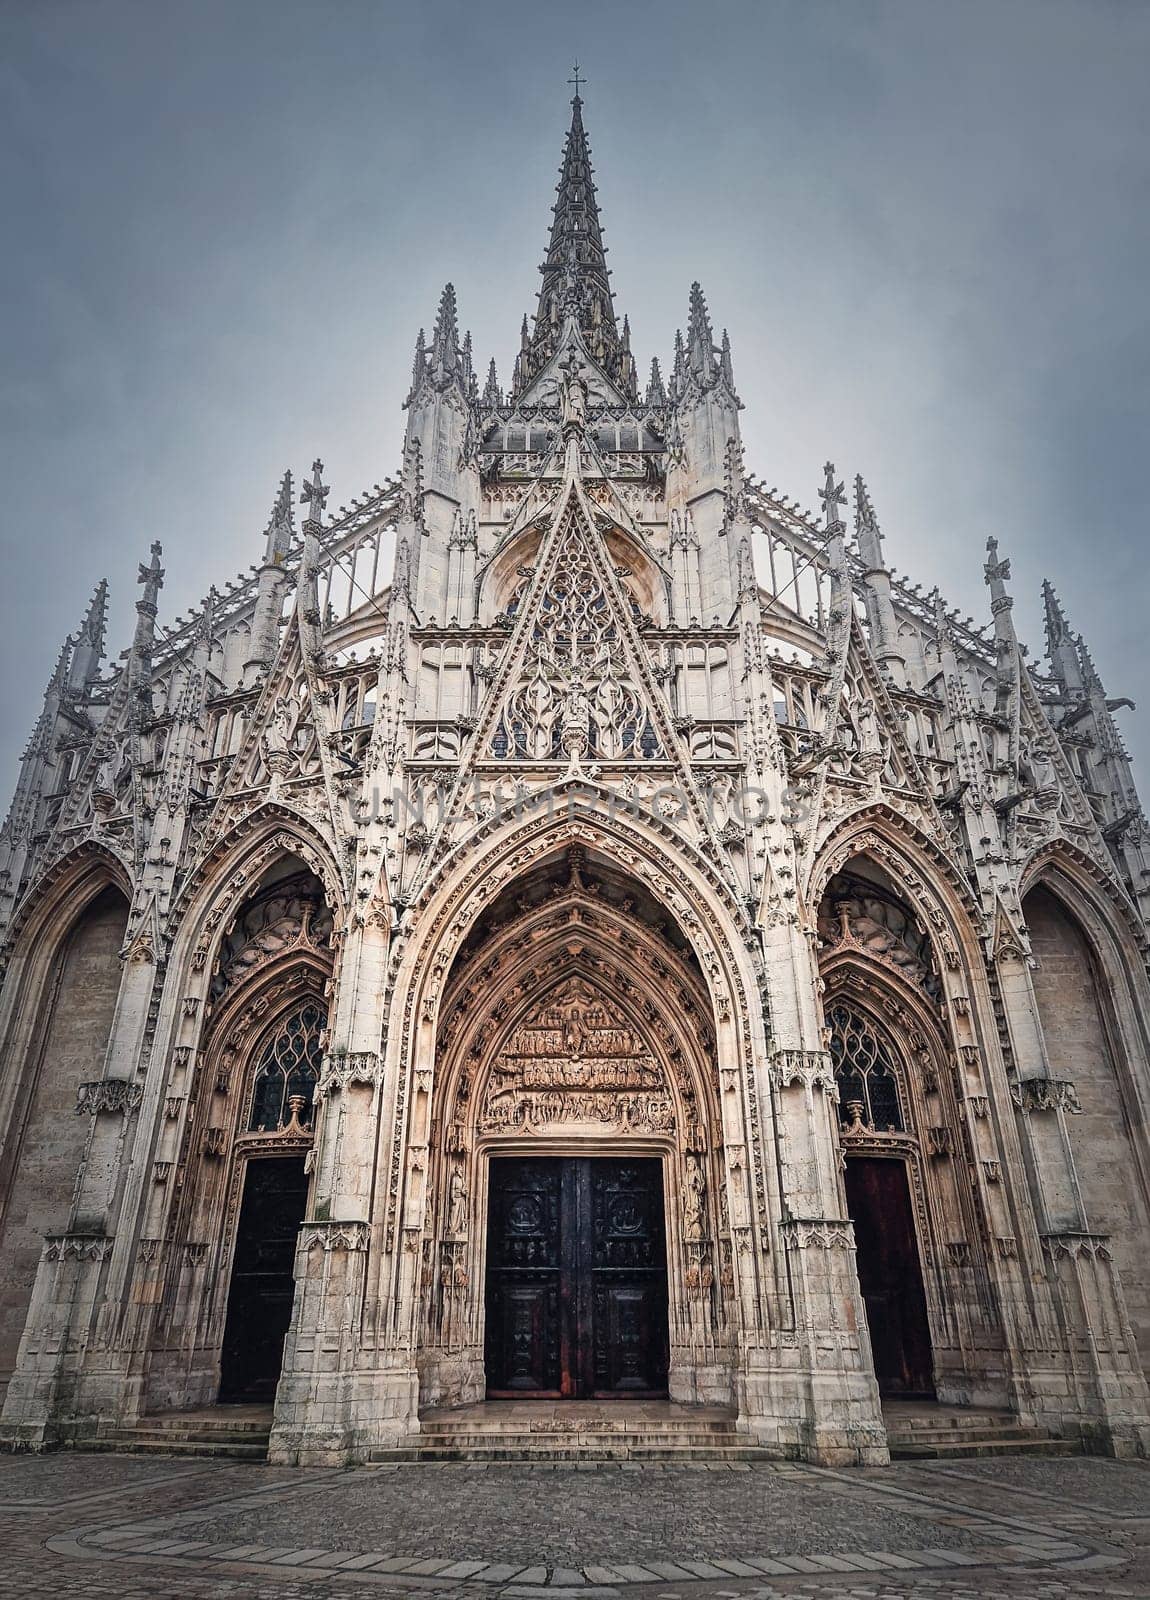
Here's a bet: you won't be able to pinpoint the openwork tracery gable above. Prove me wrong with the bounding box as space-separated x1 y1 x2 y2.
491 516 662 764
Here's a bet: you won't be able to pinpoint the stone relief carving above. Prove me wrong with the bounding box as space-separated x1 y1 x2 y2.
75 1078 143 1116
480 977 676 1135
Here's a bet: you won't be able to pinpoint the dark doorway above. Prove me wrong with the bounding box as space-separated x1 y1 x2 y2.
845 1157 935 1399
485 1156 669 1399
219 1156 308 1403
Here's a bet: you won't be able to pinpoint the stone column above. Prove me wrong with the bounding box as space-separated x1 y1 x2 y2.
740 923 887 1465
269 912 418 1465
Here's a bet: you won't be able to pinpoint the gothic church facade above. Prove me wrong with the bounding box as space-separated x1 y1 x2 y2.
3 95 1150 1466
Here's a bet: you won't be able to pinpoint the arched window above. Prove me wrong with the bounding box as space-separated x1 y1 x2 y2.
828 1001 904 1133
248 1003 325 1133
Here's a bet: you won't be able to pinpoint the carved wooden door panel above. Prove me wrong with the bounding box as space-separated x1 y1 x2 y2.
589 1159 669 1396
219 1156 308 1403
485 1156 668 1399
485 1158 565 1395
845 1156 935 1399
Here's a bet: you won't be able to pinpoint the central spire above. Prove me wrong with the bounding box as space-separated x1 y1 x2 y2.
511 89 637 401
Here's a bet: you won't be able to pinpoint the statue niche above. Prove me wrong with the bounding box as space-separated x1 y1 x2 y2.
480 976 676 1136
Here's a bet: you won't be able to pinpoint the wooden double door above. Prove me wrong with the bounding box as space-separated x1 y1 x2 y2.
485 1156 669 1398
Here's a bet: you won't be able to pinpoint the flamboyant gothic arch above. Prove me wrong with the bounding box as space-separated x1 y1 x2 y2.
1021 869 1150 1375
416 844 736 1409
816 854 1010 1405
0 877 130 1396
139 853 335 1413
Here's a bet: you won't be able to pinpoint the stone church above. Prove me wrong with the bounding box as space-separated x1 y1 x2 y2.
2 91 1150 1468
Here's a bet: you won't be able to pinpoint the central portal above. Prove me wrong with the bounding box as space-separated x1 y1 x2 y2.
485 1156 669 1399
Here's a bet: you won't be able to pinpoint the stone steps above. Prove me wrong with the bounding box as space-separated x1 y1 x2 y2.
85 1433 270 1459
89 1424 271 1460
889 1440 1081 1465
370 1436 784 1464
78 1406 1081 1464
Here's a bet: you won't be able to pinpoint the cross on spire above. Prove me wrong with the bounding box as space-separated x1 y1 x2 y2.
568 61 586 99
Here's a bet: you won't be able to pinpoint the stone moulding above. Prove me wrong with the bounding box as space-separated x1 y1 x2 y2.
42 1233 113 1262
1013 1077 1083 1114
74 1078 143 1116
768 1049 838 1095
780 1217 855 1250
301 1220 371 1252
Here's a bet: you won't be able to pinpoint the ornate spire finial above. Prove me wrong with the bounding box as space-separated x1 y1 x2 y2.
984 537 1013 613
819 461 846 533
568 60 586 101
300 458 329 528
137 541 164 611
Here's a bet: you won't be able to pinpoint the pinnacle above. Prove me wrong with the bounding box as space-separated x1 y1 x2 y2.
431 284 461 374
262 470 295 564
854 475 884 566
483 358 501 407
686 283 716 380
78 578 109 648
646 357 666 407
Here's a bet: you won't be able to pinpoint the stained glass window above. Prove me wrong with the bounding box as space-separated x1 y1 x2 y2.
827 1001 904 1133
248 1003 325 1133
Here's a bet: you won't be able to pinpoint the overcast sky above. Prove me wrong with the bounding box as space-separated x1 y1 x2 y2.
2 0 1148 793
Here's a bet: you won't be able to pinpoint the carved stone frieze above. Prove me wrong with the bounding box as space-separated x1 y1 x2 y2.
42 1233 113 1263
75 1078 143 1116
301 1220 371 1252
768 1049 838 1095
317 1050 384 1097
1041 1231 1113 1263
780 1218 856 1251
1013 1077 1082 1115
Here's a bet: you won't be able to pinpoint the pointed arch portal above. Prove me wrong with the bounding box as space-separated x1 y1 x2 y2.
418 843 729 1409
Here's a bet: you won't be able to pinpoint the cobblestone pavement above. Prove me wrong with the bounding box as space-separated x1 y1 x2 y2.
1 1451 1148 1598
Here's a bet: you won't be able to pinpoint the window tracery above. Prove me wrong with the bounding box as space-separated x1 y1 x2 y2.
248 1002 325 1133
827 1002 904 1133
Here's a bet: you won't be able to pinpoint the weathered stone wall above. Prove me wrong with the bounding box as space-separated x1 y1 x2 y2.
0 886 128 1394
1025 884 1150 1373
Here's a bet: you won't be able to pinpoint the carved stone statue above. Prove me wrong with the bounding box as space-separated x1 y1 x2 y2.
447 1165 469 1238
684 1157 707 1240
559 357 589 434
